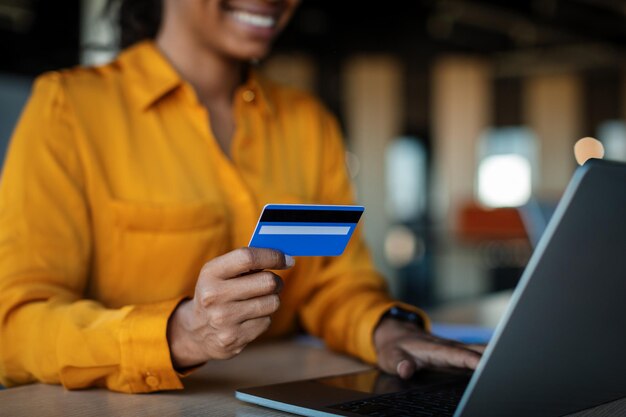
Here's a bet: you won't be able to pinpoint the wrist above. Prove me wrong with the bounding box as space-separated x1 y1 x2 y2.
167 299 205 369
383 306 425 329
374 305 427 350
374 317 421 351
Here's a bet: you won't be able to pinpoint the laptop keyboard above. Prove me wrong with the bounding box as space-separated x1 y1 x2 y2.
330 383 465 417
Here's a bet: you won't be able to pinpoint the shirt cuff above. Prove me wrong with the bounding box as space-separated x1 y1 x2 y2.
358 300 431 365
119 297 187 393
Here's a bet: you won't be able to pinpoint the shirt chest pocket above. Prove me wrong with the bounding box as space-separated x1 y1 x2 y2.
103 200 230 307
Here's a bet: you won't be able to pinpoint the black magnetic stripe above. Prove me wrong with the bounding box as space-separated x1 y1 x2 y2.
260 209 363 224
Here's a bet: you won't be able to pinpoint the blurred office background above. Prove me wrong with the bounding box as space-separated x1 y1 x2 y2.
2 0 626 308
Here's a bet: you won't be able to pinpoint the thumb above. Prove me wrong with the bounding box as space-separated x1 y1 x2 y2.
379 346 416 380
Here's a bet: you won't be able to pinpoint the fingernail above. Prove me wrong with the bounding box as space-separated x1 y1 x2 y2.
396 361 405 375
397 360 411 379
285 254 295 267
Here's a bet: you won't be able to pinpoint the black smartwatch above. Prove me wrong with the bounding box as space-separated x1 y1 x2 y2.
382 306 425 329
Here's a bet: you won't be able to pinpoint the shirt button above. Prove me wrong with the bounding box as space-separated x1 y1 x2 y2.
145 374 160 388
242 89 255 103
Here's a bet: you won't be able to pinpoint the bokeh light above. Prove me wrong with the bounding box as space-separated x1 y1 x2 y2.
478 154 532 208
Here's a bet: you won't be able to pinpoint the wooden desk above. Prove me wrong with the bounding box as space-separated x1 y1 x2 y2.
0 338 370 417
2 294 625 417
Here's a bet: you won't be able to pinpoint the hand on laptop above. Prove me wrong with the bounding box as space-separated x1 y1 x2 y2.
167 248 294 369
374 317 484 379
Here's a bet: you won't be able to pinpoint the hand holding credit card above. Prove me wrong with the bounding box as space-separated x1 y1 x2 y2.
248 204 365 256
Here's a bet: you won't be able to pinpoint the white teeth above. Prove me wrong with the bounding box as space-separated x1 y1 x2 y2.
231 10 276 28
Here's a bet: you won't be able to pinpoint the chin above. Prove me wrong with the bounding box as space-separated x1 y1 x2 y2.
223 41 273 62
241 49 271 62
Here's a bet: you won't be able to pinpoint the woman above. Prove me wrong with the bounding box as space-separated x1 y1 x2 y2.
0 0 481 393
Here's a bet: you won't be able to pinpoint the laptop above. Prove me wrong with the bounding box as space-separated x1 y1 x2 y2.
236 159 626 417
519 197 558 248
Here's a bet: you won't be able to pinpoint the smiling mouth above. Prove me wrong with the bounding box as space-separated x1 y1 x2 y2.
229 9 277 29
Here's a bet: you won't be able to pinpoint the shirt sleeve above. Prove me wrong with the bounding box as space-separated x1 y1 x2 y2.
0 73 184 393
297 105 430 365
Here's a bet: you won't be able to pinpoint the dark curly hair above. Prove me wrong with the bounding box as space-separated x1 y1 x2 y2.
108 0 163 49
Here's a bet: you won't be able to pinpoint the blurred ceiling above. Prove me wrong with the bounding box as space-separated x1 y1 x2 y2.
276 0 626 75
0 0 625 76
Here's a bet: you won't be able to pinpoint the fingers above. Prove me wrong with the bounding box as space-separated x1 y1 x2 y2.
466 344 487 354
233 294 281 323
204 247 295 280
409 332 487 359
172 248 292 365
206 294 281 329
228 271 284 301
400 339 482 370
197 296 278 360
238 316 273 345
209 316 273 360
378 346 417 380
377 333 484 380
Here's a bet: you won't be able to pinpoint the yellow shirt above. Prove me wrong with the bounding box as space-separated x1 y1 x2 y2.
0 41 426 393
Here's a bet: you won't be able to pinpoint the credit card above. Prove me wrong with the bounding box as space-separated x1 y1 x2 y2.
248 204 365 256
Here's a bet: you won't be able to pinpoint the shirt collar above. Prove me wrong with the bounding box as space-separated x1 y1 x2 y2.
119 40 275 115
120 40 182 110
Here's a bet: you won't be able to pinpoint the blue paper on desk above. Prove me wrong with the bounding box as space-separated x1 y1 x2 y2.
431 323 494 344
249 204 364 256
